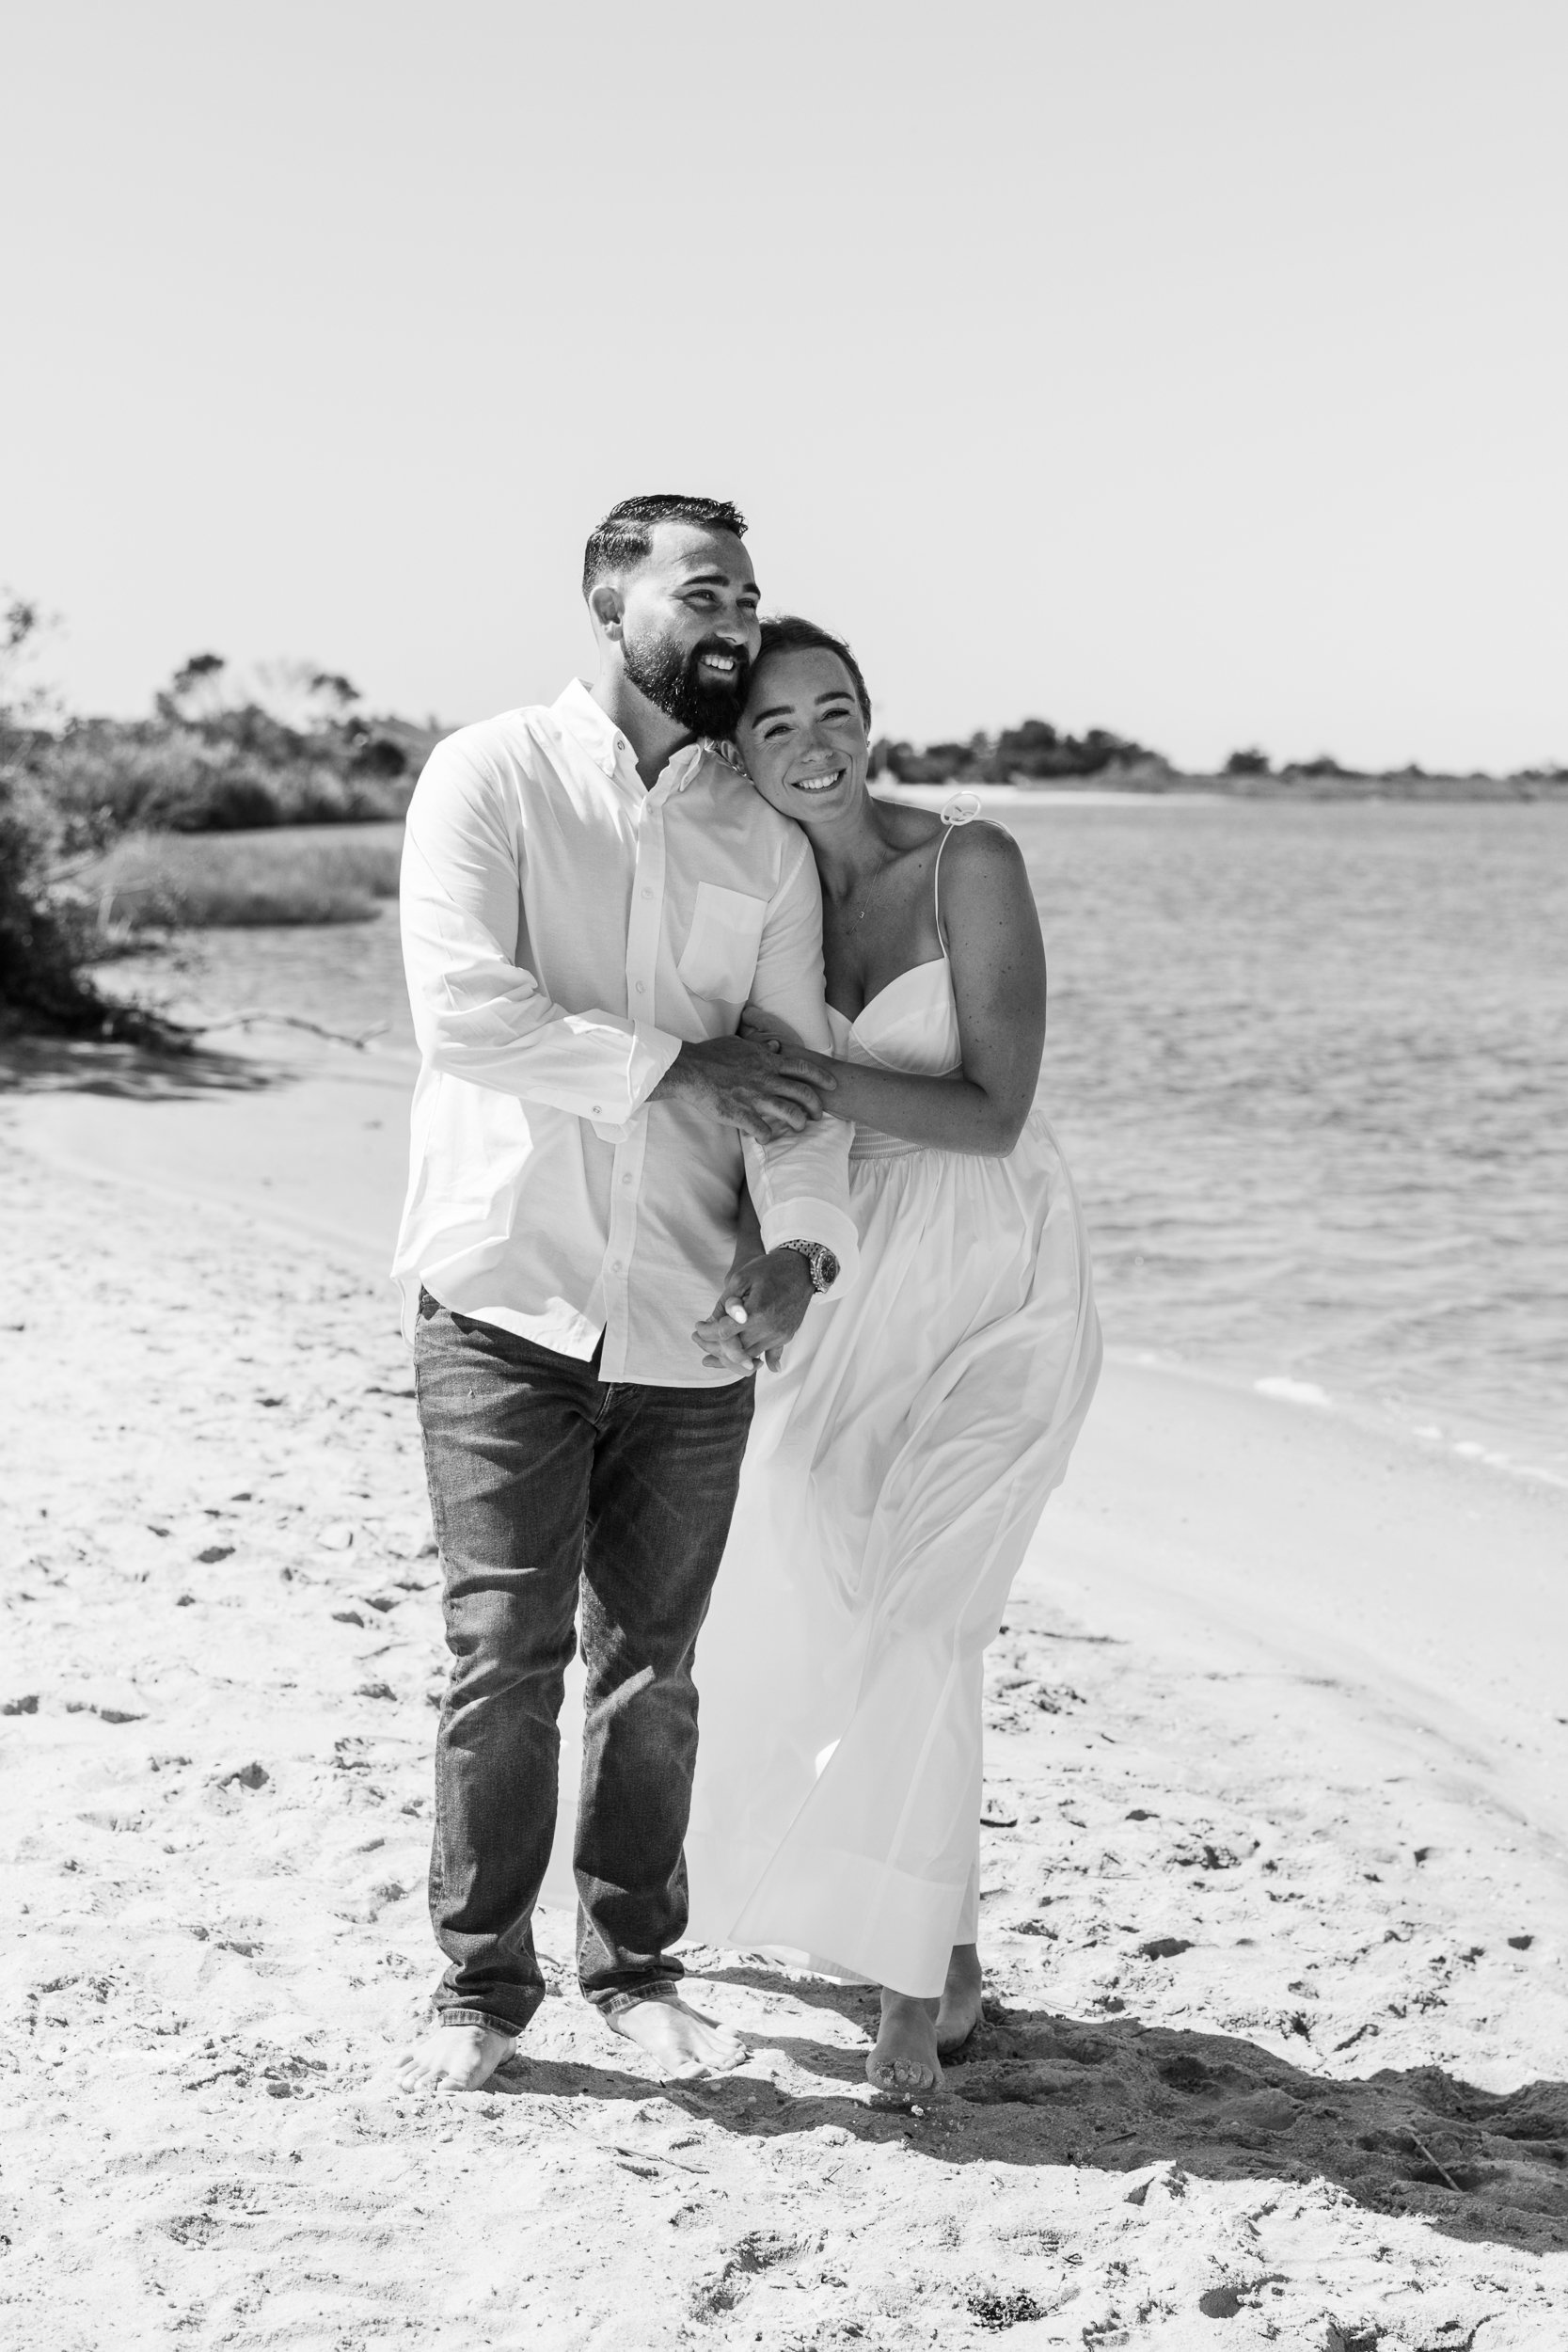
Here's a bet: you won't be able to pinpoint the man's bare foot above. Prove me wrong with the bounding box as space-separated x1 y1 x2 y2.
395 2022 516 2094
936 1942 985 2055
867 1989 942 2096
607 1994 747 2081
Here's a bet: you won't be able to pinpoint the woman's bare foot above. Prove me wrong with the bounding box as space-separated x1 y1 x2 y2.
935 1942 985 2055
395 2022 515 2094
607 1994 747 2081
867 1989 942 2096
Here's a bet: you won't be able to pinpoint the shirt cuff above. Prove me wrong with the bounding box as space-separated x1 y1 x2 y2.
629 1021 684 1108
758 1199 860 1295
590 1022 684 1142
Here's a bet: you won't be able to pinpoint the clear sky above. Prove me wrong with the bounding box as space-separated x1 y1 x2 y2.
6 0 1565 771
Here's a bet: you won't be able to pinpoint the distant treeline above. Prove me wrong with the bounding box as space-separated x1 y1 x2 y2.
873 722 1567 794
1 615 437 1039
30 652 436 844
873 718 1163 785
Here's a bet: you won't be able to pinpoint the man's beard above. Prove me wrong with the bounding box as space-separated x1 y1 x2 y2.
622 627 751 739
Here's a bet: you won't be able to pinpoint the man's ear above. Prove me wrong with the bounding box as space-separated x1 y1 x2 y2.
587 580 625 642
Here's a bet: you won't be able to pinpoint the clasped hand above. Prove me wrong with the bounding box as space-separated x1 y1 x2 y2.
654 1031 833 1144
691 1248 815 1374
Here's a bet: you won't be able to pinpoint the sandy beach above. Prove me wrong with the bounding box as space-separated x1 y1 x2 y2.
6 1028 1568 2350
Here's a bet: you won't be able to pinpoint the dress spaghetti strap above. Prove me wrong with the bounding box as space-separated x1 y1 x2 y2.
933 789 982 955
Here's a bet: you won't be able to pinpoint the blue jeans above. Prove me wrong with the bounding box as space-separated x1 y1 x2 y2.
413 1294 754 2037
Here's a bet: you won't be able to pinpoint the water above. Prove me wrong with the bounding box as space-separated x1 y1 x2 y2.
162 799 1568 1480
1019 799 1568 1480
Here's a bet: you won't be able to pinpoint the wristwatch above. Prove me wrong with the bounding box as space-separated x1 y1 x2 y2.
777 1238 840 1295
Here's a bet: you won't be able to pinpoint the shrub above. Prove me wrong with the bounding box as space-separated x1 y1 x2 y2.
1288 754 1360 779
37 721 411 838
0 596 181 1042
0 758 178 1042
83 821 404 930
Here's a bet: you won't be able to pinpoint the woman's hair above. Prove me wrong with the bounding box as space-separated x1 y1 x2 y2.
754 615 872 729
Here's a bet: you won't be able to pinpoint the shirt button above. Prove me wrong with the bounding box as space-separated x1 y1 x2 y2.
635 981 645 994
641 887 653 900
621 1173 632 1185
592 1104 602 1115
611 1260 623 1274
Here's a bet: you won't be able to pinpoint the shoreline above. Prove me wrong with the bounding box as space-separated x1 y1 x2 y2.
874 779 1568 806
8 1035 1566 1834
10 1029 1563 1492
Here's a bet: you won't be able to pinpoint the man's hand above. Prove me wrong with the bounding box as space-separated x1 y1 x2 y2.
692 1248 815 1373
652 1036 833 1144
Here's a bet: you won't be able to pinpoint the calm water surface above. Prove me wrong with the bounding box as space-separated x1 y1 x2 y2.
1023 801 1568 1478
177 801 1568 1478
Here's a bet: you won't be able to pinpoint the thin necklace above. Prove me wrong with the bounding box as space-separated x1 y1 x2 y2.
841 844 898 927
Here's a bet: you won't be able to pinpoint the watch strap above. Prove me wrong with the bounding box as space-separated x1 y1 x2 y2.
777 1238 840 1294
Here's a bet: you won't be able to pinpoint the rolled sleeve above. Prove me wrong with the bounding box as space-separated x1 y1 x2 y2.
402 745 683 1124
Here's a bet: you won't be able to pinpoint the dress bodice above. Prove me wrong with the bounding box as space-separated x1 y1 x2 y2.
830 958 963 1161
828 956 963 1077
828 792 977 1158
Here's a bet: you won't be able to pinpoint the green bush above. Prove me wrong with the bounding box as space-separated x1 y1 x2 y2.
83 820 404 930
0 596 178 1041
0 758 177 1042
38 721 412 838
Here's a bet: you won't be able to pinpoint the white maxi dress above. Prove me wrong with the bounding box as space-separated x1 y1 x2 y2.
683 809 1102 1998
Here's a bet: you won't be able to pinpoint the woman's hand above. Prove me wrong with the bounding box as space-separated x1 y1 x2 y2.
738 1016 842 1113
691 1248 815 1374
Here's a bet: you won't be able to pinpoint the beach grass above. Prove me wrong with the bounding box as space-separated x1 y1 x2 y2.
81 820 404 930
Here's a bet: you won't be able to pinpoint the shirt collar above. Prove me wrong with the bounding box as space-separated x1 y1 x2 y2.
552 679 719 795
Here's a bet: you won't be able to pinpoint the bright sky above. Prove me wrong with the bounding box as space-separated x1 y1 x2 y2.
7 1 1565 771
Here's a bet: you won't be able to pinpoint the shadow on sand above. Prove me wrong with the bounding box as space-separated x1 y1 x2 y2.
0 1034 282 1101
488 1966 1568 2256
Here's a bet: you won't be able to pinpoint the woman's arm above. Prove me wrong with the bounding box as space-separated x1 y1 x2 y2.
782 825 1047 1157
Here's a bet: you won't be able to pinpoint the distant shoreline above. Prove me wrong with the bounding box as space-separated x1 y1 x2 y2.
876 771 1568 806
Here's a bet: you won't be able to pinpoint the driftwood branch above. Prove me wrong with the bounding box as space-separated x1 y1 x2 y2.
160 1009 390 1051
1407 2129 1464 2192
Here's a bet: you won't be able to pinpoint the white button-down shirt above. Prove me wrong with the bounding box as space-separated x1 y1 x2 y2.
393 680 857 1384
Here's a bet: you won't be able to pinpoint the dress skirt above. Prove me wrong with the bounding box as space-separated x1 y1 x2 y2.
682 1104 1101 1998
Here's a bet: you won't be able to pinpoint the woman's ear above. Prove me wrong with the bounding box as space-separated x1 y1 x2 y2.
588 580 625 642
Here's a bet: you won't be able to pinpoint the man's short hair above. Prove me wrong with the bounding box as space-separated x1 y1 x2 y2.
755 614 873 729
582 494 748 598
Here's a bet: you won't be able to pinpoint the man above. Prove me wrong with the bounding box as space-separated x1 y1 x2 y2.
393 494 857 2091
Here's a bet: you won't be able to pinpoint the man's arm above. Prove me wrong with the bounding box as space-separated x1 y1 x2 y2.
401 737 679 1120
403 737 830 1136
691 835 860 1373
739 833 859 1282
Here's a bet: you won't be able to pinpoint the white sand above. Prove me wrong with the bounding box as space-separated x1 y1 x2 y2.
5 1034 1568 2349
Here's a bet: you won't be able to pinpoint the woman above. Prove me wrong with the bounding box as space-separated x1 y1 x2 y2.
684 617 1101 2094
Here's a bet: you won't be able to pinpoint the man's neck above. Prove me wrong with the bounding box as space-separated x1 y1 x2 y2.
590 671 692 793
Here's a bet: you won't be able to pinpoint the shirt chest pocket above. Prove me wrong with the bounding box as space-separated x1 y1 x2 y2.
675 883 768 1004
